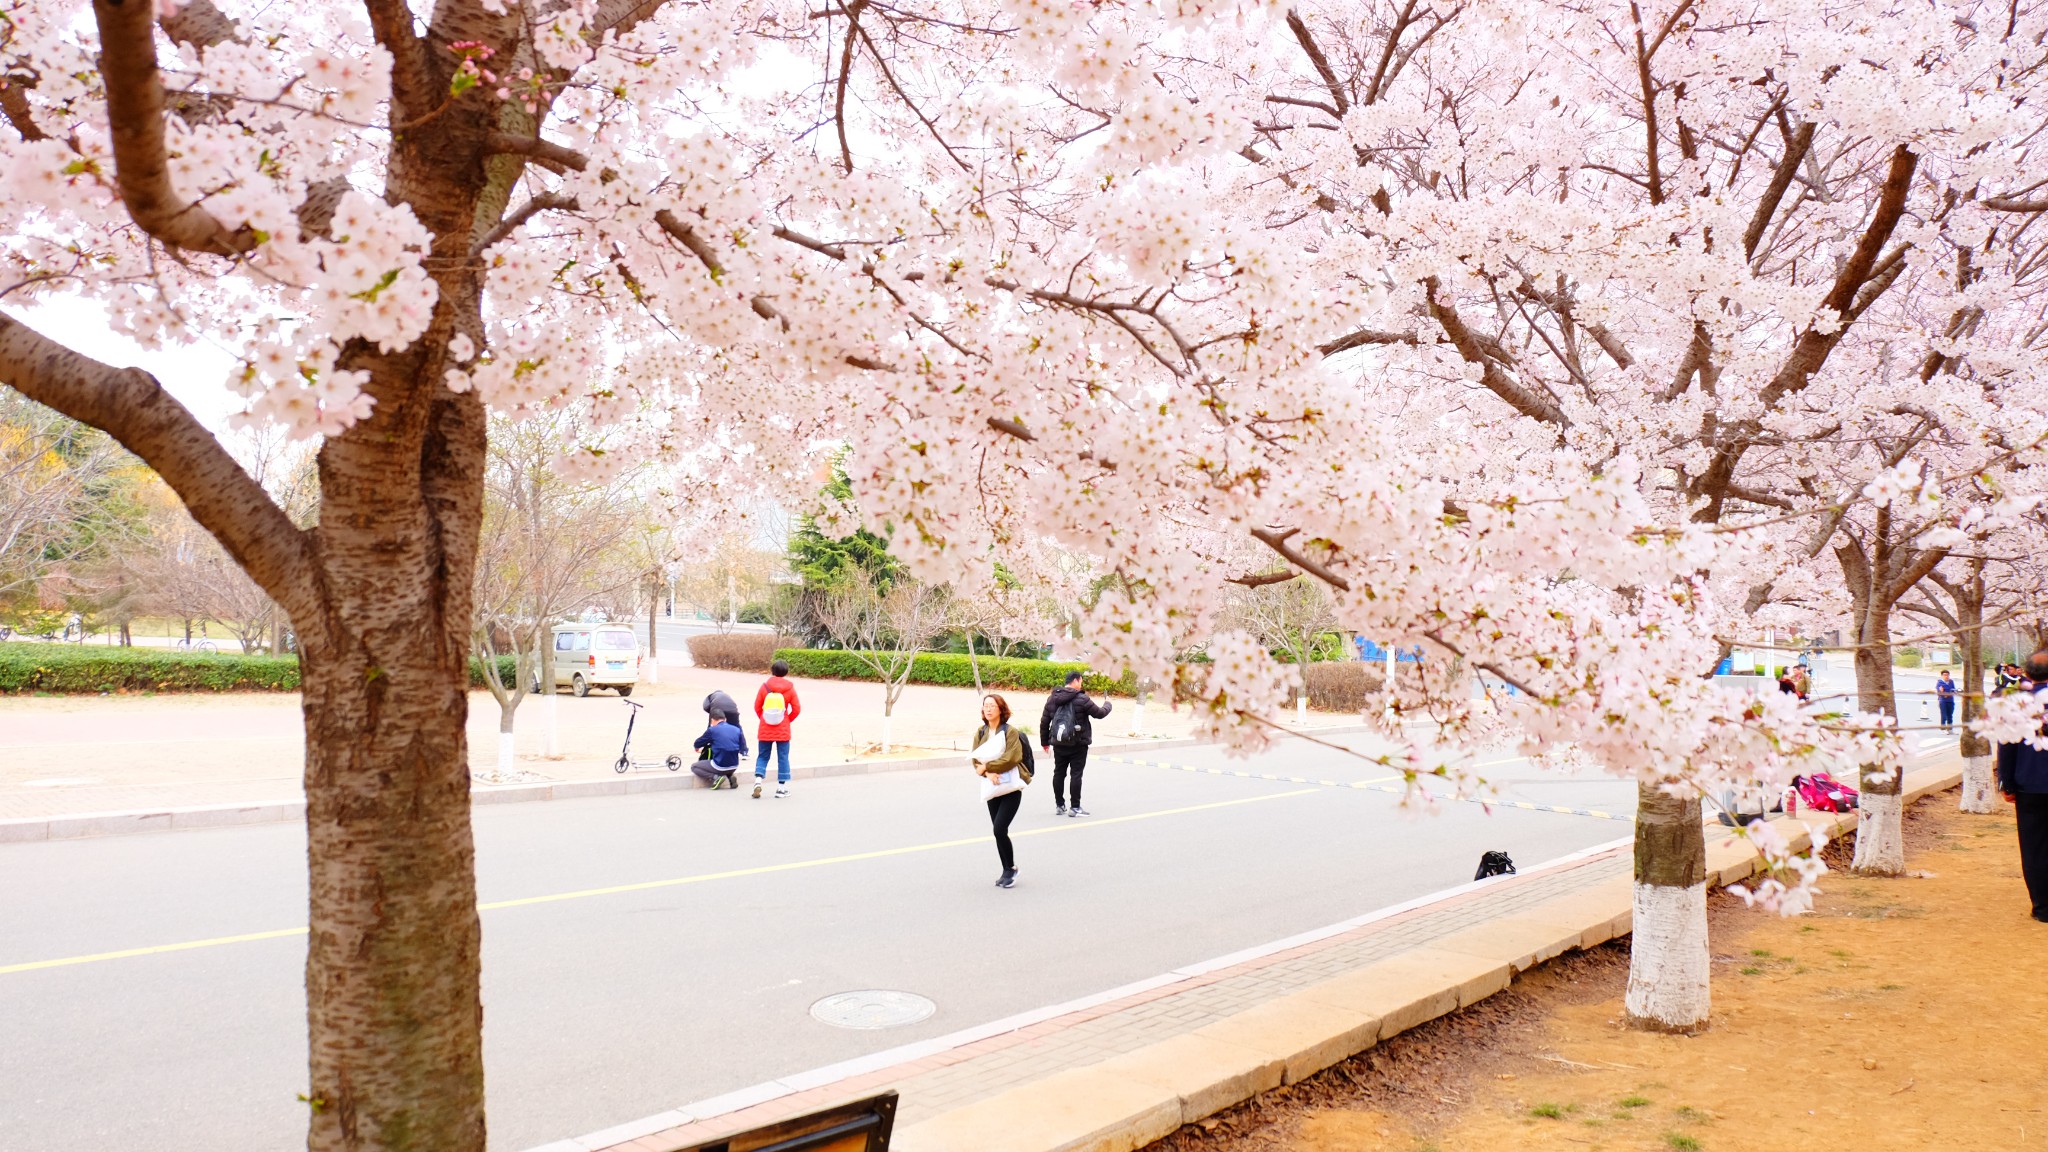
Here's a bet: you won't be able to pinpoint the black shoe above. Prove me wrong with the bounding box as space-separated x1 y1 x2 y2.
997 868 1017 888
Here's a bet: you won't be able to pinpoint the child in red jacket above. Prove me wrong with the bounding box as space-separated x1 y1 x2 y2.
752 659 802 798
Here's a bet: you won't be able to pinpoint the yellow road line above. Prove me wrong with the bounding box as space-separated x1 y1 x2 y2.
0 788 1319 977
0 928 309 976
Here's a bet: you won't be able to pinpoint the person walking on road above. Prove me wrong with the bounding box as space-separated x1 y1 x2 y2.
1936 670 1958 731
973 693 1031 889
1996 651 2048 923
692 713 749 790
1040 671 1112 817
752 660 802 799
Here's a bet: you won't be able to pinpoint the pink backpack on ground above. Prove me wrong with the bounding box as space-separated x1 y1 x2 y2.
1791 772 1859 813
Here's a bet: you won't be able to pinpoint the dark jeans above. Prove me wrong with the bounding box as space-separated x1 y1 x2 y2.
987 790 1021 870
2018 792 2048 920
1939 696 1956 727
755 740 791 783
1052 744 1090 807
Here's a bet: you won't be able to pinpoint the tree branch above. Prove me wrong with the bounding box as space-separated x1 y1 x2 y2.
1284 9 1349 116
0 312 317 620
484 131 590 173
1424 277 1569 426
91 0 258 257
1743 119 1814 260
1251 526 1350 592
1318 327 1418 355
471 191 579 257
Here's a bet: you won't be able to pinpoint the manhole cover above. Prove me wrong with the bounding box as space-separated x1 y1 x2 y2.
810 990 936 1030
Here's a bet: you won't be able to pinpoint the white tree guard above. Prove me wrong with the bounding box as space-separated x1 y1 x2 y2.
1625 881 1710 1031
496 730 516 780
1852 792 1907 875
1960 755 1998 814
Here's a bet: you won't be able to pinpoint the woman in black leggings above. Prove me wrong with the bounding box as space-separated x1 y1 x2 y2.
973 693 1028 888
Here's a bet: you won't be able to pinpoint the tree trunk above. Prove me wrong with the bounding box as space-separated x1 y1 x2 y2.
644 581 659 683
1624 779 1709 1032
1957 583 1997 813
1850 605 1906 875
966 630 982 695
298 382 488 1150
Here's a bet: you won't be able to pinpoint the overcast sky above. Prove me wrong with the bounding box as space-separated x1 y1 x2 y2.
16 297 240 434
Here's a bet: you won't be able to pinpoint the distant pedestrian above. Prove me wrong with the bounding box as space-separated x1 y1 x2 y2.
1998 663 2025 695
972 693 1031 889
752 660 802 799
1994 650 2048 923
1935 671 1957 731
703 689 741 726
1040 671 1112 817
692 713 748 790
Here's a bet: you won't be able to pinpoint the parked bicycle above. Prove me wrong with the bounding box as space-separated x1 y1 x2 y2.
175 637 219 654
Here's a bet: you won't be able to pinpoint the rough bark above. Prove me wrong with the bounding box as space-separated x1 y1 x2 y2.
1624 780 1709 1032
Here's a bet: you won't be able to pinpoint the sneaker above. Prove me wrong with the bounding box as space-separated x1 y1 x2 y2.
775 786 790 799
1056 805 1068 817
752 780 764 798
1069 806 1089 818
996 868 1017 888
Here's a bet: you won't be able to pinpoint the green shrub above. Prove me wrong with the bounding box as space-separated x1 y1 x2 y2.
1894 647 1923 669
773 648 1137 695
0 642 519 694
0 642 301 693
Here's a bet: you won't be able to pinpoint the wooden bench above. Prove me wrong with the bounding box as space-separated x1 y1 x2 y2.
660 1091 898 1152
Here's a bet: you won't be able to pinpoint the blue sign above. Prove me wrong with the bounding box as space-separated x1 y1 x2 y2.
1355 639 1423 663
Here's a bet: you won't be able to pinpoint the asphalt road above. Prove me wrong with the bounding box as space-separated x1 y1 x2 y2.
0 735 1642 1151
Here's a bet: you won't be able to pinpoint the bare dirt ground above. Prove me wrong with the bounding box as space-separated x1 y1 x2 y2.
1146 793 2048 1152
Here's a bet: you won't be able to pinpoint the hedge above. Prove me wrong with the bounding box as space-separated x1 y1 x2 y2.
1299 662 1385 712
773 648 1137 696
0 643 523 694
687 633 785 672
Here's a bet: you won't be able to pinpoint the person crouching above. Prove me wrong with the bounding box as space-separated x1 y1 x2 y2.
693 713 749 790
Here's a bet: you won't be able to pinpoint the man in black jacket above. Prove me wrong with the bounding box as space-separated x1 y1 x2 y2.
1041 671 1112 818
1994 650 2048 923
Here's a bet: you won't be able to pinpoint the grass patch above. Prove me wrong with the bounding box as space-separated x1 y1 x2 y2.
1618 1095 1652 1109
1665 1135 1702 1151
1748 948 1773 957
1674 1105 1711 1123
1739 966 1764 976
1529 1102 1566 1119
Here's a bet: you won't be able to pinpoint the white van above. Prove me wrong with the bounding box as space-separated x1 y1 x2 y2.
549 622 642 696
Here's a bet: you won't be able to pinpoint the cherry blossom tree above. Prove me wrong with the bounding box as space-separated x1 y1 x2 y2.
1 0 2037 1143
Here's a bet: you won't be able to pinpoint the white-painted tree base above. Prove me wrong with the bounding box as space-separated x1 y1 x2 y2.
881 713 893 755
1851 791 1906 875
645 661 659 683
1960 755 1998 814
1624 881 1710 1031
1127 699 1146 737
544 691 560 757
1296 696 1307 726
496 730 516 779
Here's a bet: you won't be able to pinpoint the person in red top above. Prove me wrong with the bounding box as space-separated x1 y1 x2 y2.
752 659 802 798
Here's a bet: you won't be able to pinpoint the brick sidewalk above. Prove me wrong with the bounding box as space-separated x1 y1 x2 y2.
540 839 1632 1152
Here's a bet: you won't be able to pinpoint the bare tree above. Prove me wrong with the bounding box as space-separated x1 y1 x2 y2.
815 571 949 752
471 415 640 775
1229 574 1339 723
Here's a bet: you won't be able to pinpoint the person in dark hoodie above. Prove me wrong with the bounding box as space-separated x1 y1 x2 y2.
1995 649 2048 923
1040 671 1112 818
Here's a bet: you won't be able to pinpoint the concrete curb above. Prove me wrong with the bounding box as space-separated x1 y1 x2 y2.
0 725 1382 844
